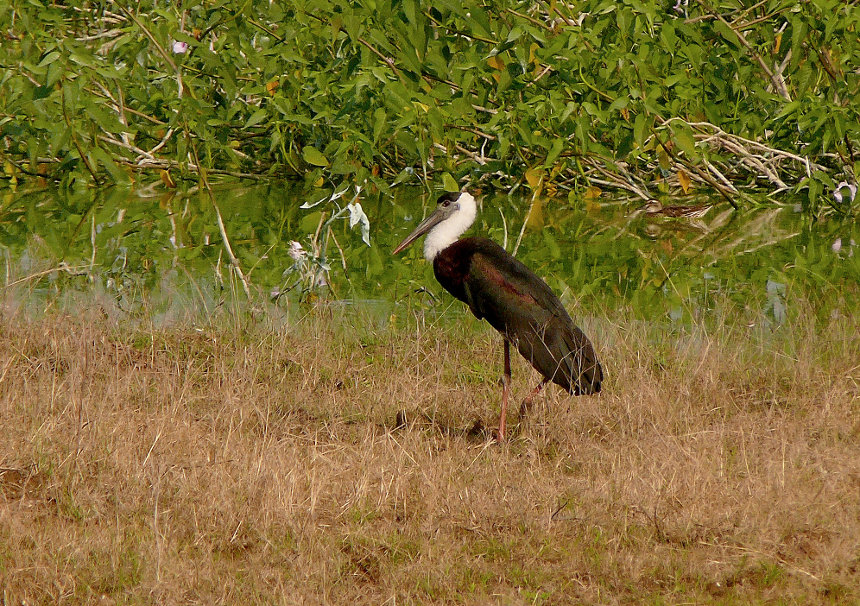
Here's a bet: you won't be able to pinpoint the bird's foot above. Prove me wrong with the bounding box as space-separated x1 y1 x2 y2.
494 418 507 442
519 379 548 417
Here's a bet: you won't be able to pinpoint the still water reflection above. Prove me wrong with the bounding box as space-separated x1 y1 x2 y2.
1 184 857 324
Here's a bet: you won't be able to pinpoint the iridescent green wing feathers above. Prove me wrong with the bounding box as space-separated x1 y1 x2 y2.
437 238 602 395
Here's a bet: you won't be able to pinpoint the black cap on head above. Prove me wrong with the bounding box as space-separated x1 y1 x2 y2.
437 192 460 205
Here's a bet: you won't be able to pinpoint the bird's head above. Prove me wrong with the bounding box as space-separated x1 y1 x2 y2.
393 191 477 261
642 200 664 215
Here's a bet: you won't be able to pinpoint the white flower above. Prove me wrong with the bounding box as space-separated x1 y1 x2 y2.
832 238 842 253
833 181 857 204
673 0 688 13
172 40 188 55
288 241 306 261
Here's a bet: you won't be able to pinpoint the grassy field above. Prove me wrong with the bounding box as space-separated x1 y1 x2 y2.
0 296 857 604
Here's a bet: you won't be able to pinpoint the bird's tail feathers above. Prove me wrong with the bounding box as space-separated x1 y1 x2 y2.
557 323 603 395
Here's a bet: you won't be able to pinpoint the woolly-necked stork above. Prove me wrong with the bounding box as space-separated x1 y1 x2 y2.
393 191 603 440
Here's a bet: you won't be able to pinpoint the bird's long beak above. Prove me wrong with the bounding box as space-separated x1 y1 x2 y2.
392 209 446 254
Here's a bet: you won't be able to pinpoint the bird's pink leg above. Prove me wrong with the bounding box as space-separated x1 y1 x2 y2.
520 378 549 417
497 339 512 441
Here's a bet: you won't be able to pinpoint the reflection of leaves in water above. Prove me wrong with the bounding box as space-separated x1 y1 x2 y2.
764 279 787 326
1 186 857 323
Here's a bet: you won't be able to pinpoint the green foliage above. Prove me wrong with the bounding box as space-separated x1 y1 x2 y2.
3 186 857 325
0 1 858 211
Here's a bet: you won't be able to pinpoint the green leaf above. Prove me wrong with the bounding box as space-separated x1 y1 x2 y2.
90 147 128 183
608 96 629 113
245 109 268 128
774 101 801 121
342 14 361 41
441 172 459 192
545 138 564 167
713 20 741 48
506 27 523 43
542 229 560 259
633 113 648 147
671 123 698 159
302 146 329 167
38 51 62 67
807 178 822 207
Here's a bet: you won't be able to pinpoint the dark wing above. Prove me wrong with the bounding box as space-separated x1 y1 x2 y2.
455 238 602 395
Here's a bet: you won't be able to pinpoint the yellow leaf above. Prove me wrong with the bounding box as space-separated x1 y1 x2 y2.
266 79 279 95
525 197 544 228
525 167 543 189
487 56 505 70
313 176 324 188
160 170 176 188
529 43 539 65
584 185 602 200
678 169 692 194
774 32 782 54
657 145 670 170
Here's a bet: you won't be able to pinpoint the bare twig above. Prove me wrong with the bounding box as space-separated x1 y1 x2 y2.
655 126 738 207
421 10 499 44
585 160 653 201
61 86 102 185
357 37 404 82
3 262 93 289
505 7 552 30
444 124 496 141
184 126 253 299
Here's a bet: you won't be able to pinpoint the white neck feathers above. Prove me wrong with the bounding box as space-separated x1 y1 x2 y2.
424 193 477 261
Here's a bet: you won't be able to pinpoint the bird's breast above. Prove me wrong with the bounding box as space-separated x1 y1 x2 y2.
432 244 470 301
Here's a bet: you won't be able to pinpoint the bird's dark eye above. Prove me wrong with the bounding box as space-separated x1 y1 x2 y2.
442 200 450 207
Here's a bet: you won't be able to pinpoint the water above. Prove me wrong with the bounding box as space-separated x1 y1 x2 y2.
1 183 857 325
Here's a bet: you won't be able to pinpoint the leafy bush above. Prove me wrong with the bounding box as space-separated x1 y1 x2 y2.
1 0 858 212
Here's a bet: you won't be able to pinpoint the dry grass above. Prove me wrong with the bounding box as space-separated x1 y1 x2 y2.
0 298 858 604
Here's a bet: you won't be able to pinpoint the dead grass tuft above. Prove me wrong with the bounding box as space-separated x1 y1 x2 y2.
0 301 857 604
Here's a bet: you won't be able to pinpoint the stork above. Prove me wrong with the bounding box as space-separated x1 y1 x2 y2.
393 191 603 440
